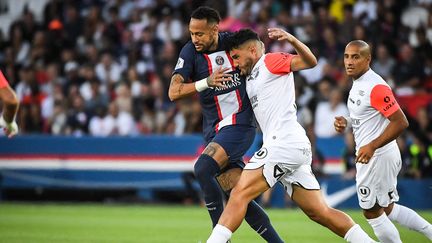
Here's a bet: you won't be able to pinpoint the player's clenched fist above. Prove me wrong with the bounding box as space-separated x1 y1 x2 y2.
268 28 295 43
334 116 347 133
0 116 18 138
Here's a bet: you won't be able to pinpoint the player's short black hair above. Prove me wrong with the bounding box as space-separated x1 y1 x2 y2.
226 29 260 51
191 6 221 24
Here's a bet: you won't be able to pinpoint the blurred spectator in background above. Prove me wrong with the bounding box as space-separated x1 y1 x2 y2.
314 87 349 139
392 43 423 96
0 0 430 179
372 43 395 81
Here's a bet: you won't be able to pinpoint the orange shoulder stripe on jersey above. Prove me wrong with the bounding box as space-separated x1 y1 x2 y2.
370 84 400 118
0 70 9 88
264 52 296 75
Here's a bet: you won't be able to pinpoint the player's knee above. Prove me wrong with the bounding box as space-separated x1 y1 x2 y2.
304 205 329 224
193 159 207 179
231 184 254 203
229 188 247 206
193 154 219 179
362 204 383 219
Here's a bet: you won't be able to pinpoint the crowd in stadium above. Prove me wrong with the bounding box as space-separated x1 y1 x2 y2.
0 0 431 178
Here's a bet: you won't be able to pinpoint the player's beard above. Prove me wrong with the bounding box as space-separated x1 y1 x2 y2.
243 57 254 76
200 35 217 52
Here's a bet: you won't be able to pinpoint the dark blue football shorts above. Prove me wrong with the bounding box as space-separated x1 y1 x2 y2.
210 124 256 171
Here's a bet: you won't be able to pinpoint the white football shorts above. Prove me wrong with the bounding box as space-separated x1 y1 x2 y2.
356 147 401 209
244 143 320 197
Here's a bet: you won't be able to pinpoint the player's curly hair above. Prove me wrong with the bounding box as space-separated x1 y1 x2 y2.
191 6 220 24
226 29 261 51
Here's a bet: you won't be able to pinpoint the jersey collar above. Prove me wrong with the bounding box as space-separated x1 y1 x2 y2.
353 68 371 82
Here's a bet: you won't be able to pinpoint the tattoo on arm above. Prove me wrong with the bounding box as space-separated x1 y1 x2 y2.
171 74 185 96
203 144 217 157
178 82 184 95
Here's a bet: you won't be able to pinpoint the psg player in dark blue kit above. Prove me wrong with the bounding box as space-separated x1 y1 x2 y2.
168 6 283 242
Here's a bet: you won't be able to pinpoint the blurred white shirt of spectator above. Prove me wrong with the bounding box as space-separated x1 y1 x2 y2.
95 52 122 85
41 82 64 121
401 5 429 29
353 0 377 25
15 67 34 102
40 63 66 97
155 6 183 42
49 101 68 135
299 57 328 85
106 102 136 136
89 106 114 137
173 110 186 136
231 0 261 21
290 0 312 19
127 67 150 98
128 9 150 41
135 0 156 9
118 0 135 21
314 88 349 138
10 25 31 65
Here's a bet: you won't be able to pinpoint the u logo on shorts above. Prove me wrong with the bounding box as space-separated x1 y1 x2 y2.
358 186 370 197
254 148 268 159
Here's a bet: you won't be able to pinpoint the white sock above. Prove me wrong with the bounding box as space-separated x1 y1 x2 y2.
388 203 432 240
207 224 232 243
344 224 377 243
367 213 402 243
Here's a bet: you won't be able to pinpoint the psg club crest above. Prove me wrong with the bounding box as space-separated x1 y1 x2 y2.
215 56 224 65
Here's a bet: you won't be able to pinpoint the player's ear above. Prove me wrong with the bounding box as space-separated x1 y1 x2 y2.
249 42 257 55
212 24 219 33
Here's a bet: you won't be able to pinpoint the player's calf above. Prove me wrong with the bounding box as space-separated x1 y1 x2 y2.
194 154 224 227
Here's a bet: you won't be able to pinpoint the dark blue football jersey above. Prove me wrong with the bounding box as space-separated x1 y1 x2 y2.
173 32 254 143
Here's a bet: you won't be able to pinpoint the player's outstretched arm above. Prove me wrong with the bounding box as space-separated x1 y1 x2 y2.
268 28 317 72
0 85 19 138
168 68 232 101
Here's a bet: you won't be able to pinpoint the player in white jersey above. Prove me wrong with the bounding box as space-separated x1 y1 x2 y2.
207 29 377 243
334 40 432 243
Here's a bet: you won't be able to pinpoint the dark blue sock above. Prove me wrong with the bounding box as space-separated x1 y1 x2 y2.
194 154 223 227
245 200 284 243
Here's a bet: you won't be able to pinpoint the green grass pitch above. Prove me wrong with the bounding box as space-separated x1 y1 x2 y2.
0 203 431 242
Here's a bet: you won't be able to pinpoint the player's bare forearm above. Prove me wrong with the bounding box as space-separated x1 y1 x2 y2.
290 38 317 71
369 109 409 150
0 86 19 123
268 28 317 71
168 74 197 101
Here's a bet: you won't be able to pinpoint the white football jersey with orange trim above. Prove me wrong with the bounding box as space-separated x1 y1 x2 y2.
246 53 310 146
348 69 400 155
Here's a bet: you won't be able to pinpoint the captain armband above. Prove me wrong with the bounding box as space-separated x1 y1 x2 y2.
195 78 209 92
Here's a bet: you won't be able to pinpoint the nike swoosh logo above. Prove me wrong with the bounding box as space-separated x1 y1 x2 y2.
322 183 357 208
205 202 214 206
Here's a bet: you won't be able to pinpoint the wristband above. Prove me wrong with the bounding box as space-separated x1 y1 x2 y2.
195 78 209 92
345 117 352 128
0 115 18 137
